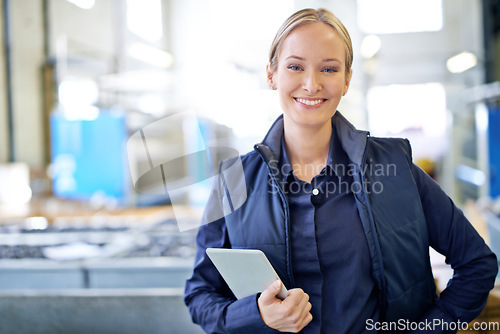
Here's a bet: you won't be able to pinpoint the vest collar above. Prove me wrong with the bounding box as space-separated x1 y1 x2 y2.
255 111 369 166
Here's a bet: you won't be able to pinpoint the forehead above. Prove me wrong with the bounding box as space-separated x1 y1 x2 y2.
279 22 345 62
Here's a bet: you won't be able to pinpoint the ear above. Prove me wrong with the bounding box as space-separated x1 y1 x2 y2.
266 63 276 90
343 69 353 96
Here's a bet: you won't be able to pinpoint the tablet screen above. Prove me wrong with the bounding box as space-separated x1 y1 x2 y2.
206 248 288 300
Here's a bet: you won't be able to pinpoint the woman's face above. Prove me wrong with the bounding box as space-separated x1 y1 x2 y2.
267 22 351 130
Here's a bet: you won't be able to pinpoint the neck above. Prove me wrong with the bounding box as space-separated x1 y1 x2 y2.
283 117 332 180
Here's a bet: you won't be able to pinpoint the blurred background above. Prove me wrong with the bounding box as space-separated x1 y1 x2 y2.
0 0 500 333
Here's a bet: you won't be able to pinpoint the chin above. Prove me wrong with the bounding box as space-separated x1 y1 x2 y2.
287 113 332 129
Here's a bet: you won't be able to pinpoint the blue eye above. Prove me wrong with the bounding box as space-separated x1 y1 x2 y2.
287 64 303 71
322 67 338 73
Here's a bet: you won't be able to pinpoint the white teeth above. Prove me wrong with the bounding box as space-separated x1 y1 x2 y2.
296 98 324 106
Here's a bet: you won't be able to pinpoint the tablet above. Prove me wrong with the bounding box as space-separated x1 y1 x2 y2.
206 248 288 300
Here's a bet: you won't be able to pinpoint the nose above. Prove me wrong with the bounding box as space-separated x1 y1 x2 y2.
303 71 321 94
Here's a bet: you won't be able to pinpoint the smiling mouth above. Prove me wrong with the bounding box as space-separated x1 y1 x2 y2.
294 98 327 106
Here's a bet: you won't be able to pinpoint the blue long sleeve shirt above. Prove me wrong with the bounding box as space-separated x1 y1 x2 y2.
279 131 379 333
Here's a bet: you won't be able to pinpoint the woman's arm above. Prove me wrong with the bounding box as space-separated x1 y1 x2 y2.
184 175 279 334
411 163 498 330
185 216 276 333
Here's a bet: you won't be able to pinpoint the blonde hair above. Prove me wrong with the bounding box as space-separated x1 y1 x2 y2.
269 8 353 74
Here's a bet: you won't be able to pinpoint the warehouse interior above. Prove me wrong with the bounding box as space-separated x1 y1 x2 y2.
0 0 500 333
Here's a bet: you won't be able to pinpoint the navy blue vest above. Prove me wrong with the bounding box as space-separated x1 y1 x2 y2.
220 113 436 321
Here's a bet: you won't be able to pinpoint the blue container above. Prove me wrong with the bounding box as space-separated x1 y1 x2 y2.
488 106 500 198
50 110 128 201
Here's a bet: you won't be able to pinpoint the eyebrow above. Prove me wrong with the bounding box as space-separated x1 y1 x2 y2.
285 55 343 63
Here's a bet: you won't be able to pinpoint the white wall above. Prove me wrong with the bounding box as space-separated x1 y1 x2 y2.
9 0 45 166
368 0 483 86
48 0 116 77
0 0 8 162
49 0 115 58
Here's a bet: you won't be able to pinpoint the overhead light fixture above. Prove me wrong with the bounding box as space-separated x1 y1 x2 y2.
360 35 382 59
127 43 174 69
66 0 95 10
455 164 485 186
58 78 100 121
446 52 477 73
126 0 163 42
59 78 99 108
357 0 443 34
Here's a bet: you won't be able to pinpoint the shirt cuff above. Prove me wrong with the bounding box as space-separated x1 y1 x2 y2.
225 294 280 334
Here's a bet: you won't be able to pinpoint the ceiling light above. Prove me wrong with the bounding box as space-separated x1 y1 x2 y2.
361 35 382 59
127 43 174 69
357 0 443 34
66 0 95 10
446 52 477 73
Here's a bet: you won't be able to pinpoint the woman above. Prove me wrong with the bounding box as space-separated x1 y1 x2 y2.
184 8 497 333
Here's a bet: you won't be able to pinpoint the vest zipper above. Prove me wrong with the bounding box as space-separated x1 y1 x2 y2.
254 144 295 288
358 144 388 317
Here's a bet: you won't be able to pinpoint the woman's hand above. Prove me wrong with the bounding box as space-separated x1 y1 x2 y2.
257 280 313 332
